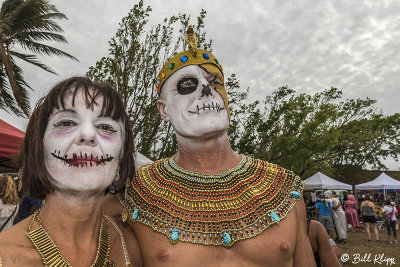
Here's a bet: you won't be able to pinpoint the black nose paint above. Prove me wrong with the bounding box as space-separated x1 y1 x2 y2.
201 84 212 97
177 77 198 95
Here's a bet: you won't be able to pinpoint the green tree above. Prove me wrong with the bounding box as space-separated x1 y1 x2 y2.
228 85 400 177
0 0 77 117
87 0 214 160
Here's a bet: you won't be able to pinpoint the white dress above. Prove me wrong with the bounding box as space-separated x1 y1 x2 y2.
0 199 19 232
331 197 347 240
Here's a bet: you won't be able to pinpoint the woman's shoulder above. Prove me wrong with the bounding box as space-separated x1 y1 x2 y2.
0 217 41 265
0 217 31 245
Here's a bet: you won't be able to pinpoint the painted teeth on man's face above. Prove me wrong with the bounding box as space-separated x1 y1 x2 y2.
50 150 114 167
188 102 226 115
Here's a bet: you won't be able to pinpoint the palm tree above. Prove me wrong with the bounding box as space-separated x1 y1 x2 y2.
0 0 77 117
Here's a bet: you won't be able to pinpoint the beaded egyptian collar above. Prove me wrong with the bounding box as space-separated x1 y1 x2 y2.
120 155 304 247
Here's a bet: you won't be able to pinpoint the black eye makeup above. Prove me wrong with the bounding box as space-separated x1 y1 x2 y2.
96 123 118 134
53 119 77 129
177 77 198 95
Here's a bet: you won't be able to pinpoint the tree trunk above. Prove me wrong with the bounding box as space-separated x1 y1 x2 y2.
0 40 29 117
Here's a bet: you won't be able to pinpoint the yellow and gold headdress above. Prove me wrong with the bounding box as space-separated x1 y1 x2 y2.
157 26 230 119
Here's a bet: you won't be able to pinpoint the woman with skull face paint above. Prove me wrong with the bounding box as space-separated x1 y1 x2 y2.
0 77 142 266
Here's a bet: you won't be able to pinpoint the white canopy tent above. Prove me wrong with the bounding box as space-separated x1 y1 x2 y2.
305 172 352 190
355 172 400 200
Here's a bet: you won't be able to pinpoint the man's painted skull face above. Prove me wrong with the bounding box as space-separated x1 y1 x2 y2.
159 65 229 138
43 89 123 194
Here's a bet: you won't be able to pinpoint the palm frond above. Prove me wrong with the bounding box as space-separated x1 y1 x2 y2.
15 31 67 43
9 50 57 74
3 0 66 34
0 66 25 116
9 57 31 116
18 40 78 60
16 17 65 33
0 0 77 117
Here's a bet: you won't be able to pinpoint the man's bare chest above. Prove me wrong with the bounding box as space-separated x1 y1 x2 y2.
132 214 297 267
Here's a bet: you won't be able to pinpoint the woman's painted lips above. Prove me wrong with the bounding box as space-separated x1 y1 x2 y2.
51 150 114 167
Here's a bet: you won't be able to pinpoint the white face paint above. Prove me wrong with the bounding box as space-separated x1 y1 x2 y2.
43 89 123 194
159 65 229 138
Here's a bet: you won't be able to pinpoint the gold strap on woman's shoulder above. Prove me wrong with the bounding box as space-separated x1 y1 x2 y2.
105 216 132 266
0 254 2 267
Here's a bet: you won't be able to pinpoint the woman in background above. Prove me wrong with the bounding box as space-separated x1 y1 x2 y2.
344 194 359 232
0 176 19 232
361 194 380 242
382 200 397 244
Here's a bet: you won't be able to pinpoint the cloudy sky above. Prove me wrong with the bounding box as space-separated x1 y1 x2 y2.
1 0 399 169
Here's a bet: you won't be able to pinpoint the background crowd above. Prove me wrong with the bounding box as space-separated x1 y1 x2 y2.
306 191 399 245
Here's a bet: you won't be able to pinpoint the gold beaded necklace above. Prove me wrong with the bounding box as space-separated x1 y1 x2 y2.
121 155 305 247
26 209 111 267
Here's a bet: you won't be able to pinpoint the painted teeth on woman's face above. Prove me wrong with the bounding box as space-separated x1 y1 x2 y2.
188 102 225 115
50 150 114 167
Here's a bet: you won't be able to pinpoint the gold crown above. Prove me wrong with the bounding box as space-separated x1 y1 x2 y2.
156 26 223 92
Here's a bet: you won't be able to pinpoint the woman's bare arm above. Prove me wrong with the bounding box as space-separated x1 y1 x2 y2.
314 221 342 267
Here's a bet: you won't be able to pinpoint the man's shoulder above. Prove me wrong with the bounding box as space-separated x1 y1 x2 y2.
250 157 302 181
136 157 168 172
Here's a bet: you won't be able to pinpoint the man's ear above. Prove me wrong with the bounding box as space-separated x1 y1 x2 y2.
157 99 169 121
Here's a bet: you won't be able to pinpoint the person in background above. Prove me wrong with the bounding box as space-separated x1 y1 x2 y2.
307 218 342 267
0 176 19 232
316 193 335 239
360 194 380 242
13 197 42 225
375 203 384 222
344 194 359 232
325 191 347 245
382 200 398 244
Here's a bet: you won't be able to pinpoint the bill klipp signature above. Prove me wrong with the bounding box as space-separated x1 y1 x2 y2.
341 253 396 266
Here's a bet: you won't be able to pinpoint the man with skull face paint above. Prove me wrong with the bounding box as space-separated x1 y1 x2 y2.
108 27 315 266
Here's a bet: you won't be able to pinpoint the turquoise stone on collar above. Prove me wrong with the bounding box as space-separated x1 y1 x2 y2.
170 229 180 243
290 191 301 199
131 208 140 220
222 232 231 245
270 211 280 222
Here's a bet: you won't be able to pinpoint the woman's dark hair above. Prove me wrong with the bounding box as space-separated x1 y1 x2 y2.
385 199 391 206
364 194 371 201
19 76 135 199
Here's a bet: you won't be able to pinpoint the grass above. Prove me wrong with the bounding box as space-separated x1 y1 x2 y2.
338 229 398 266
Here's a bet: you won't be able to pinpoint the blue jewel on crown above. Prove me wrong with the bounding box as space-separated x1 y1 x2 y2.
180 55 188 62
170 229 180 242
203 52 210 59
270 211 280 222
131 208 140 220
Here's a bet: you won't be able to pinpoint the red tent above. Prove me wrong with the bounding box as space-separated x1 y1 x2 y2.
0 119 25 172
